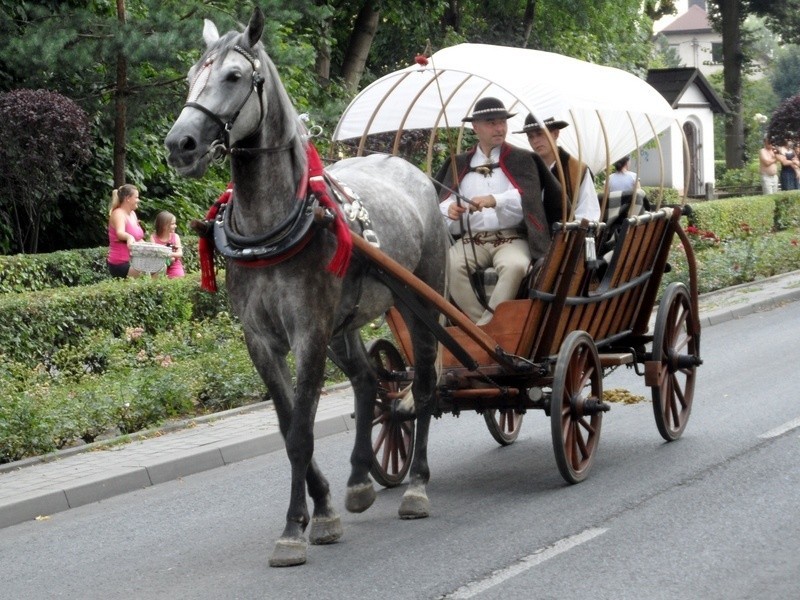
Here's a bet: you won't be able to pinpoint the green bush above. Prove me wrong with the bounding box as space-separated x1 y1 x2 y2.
0 236 202 294
643 186 681 207
689 195 775 239
0 274 227 365
774 192 800 229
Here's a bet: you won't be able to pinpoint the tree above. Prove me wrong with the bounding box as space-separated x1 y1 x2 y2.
707 0 800 167
0 89 91 253
767 95 800 146
771 45 800 102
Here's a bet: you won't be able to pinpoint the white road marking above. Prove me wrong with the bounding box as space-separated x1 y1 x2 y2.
758 416 800 439
443 527 608 599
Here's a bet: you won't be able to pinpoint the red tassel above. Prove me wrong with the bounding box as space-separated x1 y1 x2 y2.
198 183 233 293
306 144 352 277
198 236 217 292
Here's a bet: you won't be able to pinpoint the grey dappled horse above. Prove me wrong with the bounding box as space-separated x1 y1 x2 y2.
164 8 447 567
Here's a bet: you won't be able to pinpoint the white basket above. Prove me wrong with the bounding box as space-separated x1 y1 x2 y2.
130 242 172 274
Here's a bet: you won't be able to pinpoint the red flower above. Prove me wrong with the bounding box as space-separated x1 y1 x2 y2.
414 54 429 66
792 239 798 247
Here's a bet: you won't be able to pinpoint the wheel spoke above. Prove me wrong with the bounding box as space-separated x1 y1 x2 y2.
373 423 389 453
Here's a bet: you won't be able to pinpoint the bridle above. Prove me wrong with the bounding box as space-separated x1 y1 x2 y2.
182 44 293 158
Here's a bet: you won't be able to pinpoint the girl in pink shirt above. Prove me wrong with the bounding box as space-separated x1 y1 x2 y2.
151 211 185 278
107 184 144 278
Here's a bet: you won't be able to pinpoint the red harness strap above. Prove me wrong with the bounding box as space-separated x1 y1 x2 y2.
197 144 352 293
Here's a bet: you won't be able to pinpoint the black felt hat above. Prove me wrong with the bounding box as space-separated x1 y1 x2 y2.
462 97 516 122
514 113 569 134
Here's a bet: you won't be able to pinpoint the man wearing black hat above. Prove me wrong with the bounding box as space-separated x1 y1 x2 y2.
437 97 562 325
517 114 600 222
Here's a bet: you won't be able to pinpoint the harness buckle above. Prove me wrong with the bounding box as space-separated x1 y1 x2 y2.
363 229 380 248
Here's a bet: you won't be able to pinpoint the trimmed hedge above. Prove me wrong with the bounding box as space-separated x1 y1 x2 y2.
0 235 202 294
0 273 228 365
688 191 800 239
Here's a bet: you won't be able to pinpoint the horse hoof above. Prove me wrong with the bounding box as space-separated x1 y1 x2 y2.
309 515 343 545
269 537 307 567
345 482 376 513
399 488 430 519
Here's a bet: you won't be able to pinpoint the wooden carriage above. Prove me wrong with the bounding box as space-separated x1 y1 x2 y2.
332 43 703 486
352 199 701 486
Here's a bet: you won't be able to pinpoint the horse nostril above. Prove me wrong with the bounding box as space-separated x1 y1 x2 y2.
179 136 197 152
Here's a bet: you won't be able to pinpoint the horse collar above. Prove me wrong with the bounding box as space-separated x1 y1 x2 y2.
213 191 319 267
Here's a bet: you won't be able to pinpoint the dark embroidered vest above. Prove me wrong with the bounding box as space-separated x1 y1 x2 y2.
435 143 562 259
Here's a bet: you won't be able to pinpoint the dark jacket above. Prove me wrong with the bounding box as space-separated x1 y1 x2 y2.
435 143 562 259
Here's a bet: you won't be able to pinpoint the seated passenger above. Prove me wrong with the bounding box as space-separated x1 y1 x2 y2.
517 113 601 222
608 155 638 193
437 97 561 325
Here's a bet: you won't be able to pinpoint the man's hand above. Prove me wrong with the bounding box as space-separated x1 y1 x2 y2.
467 195 497 212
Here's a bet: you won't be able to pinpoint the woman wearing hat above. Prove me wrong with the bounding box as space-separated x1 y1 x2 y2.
437 97 561 325
517 113 600 222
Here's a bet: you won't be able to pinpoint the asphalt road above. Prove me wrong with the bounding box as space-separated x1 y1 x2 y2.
2 302 799 600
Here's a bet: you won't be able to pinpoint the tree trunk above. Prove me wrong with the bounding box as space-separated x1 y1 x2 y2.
721 0 745 168
521 0 536 48
114 0 128 187
340 2 380 93
314 0 331 84
443 0 461 33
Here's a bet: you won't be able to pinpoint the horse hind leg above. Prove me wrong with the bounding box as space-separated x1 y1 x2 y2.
328 332 378 514
398 313 439 520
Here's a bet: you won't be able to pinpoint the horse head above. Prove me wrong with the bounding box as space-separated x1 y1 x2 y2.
165 8 272 177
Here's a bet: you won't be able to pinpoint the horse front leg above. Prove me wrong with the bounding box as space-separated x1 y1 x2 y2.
246 336 340 567
328 333 378 514
398 319 438 519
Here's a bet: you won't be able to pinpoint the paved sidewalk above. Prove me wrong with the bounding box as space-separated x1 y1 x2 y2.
2 271 800 529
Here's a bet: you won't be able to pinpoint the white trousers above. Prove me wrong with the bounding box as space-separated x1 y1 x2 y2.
448 229 530 325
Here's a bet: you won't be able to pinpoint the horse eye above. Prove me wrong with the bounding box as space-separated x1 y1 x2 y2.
226 71 242 83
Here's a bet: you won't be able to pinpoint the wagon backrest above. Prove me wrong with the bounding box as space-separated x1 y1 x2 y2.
524 207 680 360
597 189 649 258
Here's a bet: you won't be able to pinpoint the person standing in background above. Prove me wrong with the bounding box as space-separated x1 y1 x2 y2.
758 137 779 195
776 139 799 191
107 184 144 278
151 211 185 279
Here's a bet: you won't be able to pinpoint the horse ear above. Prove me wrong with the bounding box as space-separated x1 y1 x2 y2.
244 6 264 49
202 19 219 47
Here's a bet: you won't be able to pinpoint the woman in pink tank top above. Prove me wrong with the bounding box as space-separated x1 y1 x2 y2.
151 211 185 279
107 184 144 278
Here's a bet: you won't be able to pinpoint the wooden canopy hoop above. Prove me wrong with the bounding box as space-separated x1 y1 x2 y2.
596 110 612 220
391 70 447 157
645 113 667 208
678 117 691 204
352 71 414 157
424 78 491 175
567 108 585 223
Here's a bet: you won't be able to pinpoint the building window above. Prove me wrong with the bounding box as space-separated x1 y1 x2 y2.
711 42 723 64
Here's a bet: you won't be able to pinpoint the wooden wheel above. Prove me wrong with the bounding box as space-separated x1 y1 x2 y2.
484 409 523 446
651 282 699 441
366 339 415 488
550 331 605 484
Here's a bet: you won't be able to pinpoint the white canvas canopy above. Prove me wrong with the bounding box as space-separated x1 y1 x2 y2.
332 43 676 175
